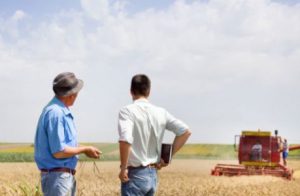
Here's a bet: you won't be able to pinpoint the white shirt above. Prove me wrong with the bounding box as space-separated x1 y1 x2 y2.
283 141 289 152
118 98 189 167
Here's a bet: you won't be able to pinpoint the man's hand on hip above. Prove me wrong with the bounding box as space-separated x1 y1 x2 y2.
156 159 168 170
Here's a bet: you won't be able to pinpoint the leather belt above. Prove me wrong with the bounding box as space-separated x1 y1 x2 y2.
41 167 76 175
127 163 157 170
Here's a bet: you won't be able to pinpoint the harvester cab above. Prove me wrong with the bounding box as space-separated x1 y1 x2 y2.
235 130 281 167
212 129 300 180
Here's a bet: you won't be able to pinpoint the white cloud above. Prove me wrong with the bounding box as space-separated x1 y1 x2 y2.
0 0 300 143
80 0 110 20
12 10 26 21
0 10 27 38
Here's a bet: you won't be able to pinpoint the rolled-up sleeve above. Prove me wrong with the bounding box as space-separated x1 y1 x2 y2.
165 111 189 136
45 110 67 154
118 107 134 144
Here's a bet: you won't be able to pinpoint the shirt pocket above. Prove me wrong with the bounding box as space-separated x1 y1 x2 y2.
64 117 77 143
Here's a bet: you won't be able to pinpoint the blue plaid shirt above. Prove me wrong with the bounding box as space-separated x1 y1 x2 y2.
34 97 78 169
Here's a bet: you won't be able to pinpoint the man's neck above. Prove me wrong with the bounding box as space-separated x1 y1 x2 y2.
132 95 148 101
56 96 70 107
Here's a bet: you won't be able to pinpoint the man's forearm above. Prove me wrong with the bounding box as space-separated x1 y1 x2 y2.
53 146 88 159
119 141 131 169
172 130 191 156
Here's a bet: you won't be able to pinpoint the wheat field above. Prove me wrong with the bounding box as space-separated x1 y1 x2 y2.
0 160 300 196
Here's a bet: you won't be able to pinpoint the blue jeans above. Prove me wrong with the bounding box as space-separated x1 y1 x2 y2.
121 167 157 196
41 172 76 196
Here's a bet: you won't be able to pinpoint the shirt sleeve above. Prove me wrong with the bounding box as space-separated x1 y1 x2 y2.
165 111 189 136
118 107 134 144
45 110 67 154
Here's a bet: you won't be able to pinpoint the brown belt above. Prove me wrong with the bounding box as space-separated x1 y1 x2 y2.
127 163 157 170
41 167 76 175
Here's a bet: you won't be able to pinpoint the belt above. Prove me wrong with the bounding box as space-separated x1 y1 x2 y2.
41 167 76 175
127 164 157 170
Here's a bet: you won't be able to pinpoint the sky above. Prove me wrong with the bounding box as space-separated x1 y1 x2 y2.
0 0 300 144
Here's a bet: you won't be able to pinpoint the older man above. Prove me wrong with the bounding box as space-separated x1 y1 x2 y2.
34 72 101 196
118 74 191 196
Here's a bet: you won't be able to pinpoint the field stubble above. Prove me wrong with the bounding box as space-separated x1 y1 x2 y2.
0 160 300 196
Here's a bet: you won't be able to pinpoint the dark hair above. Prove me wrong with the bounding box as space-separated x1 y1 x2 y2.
130 74 151 96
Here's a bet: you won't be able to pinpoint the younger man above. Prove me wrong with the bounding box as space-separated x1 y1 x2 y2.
118 74 191 196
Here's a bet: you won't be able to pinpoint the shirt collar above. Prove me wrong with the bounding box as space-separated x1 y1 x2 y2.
51 97 72 116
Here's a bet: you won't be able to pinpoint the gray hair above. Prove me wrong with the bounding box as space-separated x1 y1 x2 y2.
53 72 83 97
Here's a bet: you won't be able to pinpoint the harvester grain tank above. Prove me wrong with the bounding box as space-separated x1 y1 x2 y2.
211 130 300 180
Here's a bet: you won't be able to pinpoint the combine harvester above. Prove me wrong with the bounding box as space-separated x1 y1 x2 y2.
211 130 300 180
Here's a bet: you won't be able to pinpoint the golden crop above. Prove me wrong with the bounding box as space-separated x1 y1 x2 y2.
0 160 300 196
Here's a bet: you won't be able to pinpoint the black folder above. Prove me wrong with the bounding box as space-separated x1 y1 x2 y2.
161 143 173 164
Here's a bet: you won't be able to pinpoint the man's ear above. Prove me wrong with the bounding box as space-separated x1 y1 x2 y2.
130 91 138 100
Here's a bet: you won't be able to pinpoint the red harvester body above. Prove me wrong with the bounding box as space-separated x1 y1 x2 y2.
211 130 300 180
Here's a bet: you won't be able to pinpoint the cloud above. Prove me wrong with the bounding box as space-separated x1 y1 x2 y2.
0 0 300 143
80 0 112 20
80 0 128 23
11 10 26 21
0 10 27 39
